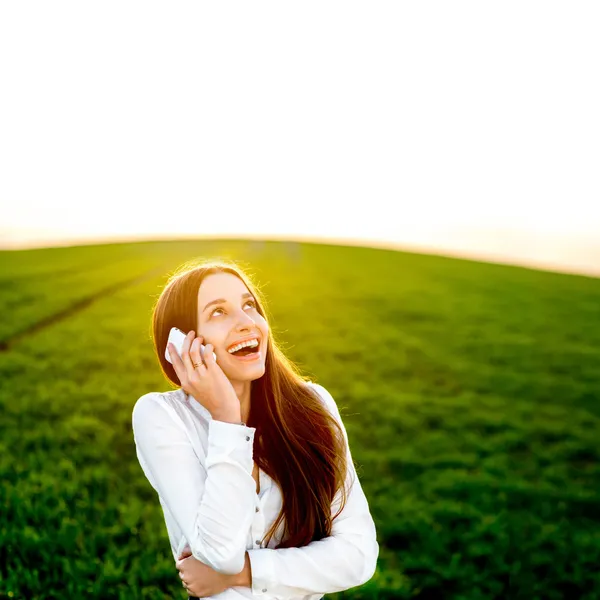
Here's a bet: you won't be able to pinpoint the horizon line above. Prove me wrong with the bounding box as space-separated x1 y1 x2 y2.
1 231 599 280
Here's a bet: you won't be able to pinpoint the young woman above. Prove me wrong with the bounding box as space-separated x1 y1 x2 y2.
132 260 379 599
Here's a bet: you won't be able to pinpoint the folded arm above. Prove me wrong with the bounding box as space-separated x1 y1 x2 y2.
241 383 380 598
132 392 257 575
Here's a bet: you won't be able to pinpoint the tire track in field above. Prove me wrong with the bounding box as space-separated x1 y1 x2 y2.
0 263 170 353
0 259 115 285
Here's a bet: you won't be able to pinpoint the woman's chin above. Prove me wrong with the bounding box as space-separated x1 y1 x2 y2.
221 355 265 379
240 363 266 380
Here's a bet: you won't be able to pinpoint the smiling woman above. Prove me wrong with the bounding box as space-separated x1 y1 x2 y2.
131 258 379 599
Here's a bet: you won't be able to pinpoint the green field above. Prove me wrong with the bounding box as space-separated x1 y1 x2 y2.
1 238 600 600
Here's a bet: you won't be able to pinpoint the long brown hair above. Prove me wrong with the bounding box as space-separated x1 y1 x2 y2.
150 258 350 548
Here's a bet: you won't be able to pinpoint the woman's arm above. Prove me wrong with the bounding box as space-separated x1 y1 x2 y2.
232 383 379 599
239 475 378 598
132 392 257 575
233 551 252 587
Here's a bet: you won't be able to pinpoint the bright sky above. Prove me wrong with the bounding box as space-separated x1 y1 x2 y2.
1 2 599 277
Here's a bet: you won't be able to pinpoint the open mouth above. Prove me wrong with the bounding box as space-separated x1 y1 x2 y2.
227 338 261 359
229 345 260 358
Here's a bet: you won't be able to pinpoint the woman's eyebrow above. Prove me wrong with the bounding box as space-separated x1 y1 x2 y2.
202 292 254 314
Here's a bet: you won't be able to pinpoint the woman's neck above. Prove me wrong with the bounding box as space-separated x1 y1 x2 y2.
231 380 252 423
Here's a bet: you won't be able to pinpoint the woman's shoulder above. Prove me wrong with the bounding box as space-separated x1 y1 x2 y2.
305 379 328 399
304 380 340 417
132 388 188 424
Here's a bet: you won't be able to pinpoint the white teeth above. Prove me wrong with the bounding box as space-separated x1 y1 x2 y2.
227 338 259 353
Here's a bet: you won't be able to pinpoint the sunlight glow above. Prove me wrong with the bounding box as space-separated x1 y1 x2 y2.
1 2 598 277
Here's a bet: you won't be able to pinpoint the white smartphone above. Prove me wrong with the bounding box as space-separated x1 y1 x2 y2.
164 326 218 364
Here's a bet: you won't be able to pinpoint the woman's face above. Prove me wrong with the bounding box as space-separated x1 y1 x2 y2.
196 272 269 381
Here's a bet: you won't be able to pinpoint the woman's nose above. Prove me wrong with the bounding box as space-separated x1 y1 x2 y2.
235 311 256 328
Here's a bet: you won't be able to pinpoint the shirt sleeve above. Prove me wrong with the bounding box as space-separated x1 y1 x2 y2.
246 383 379 598
131 392 257 575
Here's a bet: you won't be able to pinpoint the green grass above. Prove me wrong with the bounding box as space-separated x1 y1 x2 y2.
1 238 599 599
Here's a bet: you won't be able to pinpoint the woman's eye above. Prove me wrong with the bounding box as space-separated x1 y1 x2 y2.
210 300 256 318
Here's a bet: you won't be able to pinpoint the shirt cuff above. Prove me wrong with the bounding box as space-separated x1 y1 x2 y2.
206 419 256 474
247 548 276 596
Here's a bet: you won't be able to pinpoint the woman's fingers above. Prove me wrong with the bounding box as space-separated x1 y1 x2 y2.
203 343 215 367
180 330 196 373
168 343 185 379
190 337 208 374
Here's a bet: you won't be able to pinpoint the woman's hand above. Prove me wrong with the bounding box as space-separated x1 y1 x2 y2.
168 330 241 421
176 549 239 597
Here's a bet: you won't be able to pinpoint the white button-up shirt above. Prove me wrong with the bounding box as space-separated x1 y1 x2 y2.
131 381 379 599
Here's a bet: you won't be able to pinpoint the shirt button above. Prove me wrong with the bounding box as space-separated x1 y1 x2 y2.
255 506 259 512
246 435 250 441
262 588 267 593
255 539 261 545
